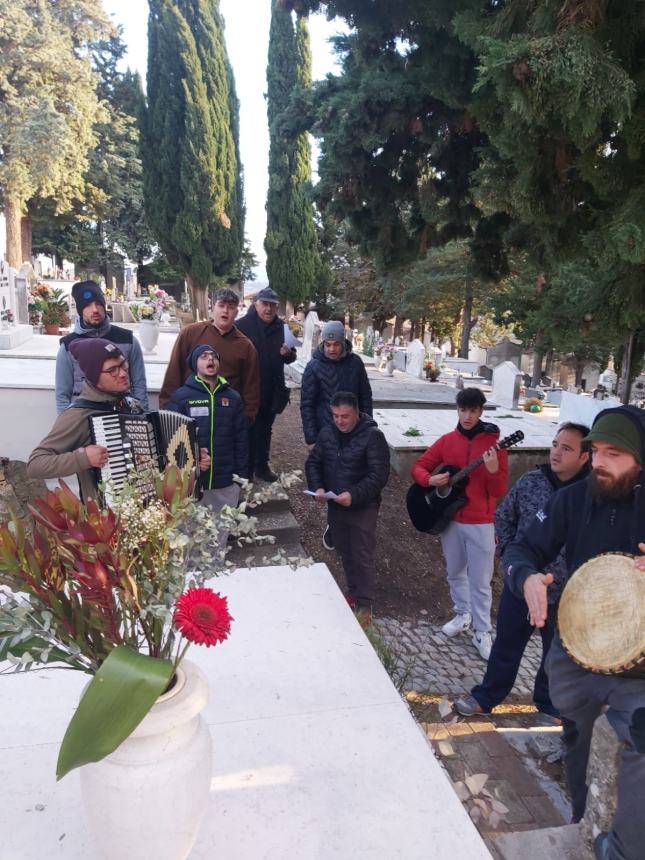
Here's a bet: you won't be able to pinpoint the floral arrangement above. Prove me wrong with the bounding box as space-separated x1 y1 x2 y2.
131 287 171 322
28 284 71 328
0 468 236 778
0 307 13 325
381 343 395 359
424 357 440 381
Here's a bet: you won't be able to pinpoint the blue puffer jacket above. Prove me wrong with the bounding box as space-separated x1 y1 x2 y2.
300 341 373 444
167 375 249 489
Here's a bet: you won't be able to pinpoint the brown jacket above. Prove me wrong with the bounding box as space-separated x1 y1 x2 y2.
159 322 260 420
27 384 143 502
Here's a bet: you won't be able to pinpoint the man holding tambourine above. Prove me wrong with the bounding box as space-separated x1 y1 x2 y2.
504 406 645 860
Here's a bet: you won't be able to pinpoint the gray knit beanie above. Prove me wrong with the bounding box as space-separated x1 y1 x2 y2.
321 320 345 343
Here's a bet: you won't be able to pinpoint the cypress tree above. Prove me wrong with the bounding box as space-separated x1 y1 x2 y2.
142 0 243 320
265 0 320 307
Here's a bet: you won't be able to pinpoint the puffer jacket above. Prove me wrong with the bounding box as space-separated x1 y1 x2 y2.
411 422 509 524
305 414 390 508
167 375 248 489
495 463 589 602
300 341 373 444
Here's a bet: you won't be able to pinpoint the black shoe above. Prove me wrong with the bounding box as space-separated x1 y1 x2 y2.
594 833 610 860
255 465 278 483
322 525 334 551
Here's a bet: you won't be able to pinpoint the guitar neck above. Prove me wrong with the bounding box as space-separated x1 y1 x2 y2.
449 454 486 486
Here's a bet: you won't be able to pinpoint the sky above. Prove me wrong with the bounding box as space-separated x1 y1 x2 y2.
102 0 345 275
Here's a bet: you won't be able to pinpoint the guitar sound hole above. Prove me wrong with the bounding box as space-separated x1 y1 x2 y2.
436 485 451 499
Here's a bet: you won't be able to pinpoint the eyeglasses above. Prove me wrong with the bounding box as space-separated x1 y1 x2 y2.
100 360 129 378
198 351 219 361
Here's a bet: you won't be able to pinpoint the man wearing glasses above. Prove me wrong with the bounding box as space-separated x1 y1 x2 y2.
28 338 145 501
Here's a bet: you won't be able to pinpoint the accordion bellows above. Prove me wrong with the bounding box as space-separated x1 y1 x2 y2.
89 410 199 503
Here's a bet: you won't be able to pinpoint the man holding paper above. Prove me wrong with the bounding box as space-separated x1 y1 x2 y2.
305 391 390 626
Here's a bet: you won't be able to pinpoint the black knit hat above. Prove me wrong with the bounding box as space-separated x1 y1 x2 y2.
72 280 106 315
69 338 124 387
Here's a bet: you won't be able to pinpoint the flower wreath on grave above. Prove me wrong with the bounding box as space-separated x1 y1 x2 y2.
0 465 307 779
131 287 172 321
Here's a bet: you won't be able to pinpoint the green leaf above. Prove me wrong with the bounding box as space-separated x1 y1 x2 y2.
56 647 173 780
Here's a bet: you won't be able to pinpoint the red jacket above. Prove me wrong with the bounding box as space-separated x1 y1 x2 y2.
411 423 509 524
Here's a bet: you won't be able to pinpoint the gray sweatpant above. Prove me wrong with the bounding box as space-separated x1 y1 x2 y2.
199 484 241 549
547 639 645 860
440 521 495 633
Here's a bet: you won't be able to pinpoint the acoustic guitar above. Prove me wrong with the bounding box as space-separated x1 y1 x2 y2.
406 430 525 535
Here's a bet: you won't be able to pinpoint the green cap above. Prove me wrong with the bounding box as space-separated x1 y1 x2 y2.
584 411 642 464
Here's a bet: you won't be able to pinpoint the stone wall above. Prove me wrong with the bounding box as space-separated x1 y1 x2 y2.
580 714 621 849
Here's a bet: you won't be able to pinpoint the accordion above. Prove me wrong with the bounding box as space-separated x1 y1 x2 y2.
89 410 200 504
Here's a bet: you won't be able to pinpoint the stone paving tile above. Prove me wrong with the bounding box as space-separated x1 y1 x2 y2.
373 615 542 701
421 721 567 839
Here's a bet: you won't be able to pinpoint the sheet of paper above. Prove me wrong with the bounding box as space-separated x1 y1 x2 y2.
303 490 338 500
284 323 302 348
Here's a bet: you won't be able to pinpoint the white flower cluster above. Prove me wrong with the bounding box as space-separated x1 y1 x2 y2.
117 497 168 553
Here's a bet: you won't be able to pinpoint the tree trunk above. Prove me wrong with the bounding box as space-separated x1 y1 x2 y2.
575 357 585 389
459 283 473 358
618 330 635 405
20 217 32 263
4 194 23 268
393 315 403 339
186 274 208 321
531 348 544 387
409 319 417 342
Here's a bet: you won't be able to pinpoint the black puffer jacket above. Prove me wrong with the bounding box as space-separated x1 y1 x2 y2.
236 306 296 411
300 341 373 444
305 414 390 508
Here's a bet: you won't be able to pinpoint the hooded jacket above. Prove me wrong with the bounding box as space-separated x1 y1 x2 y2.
305 414 390 509
235 305 296 412
411 421 509 524
495 462 590 602
505 405 645 599
159 321 259 422
300 341 373 445
56 317 148 413
27 382 145 501
167 374 248 489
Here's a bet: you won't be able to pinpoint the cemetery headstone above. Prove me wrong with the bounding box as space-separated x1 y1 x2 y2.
406 339 426 379
393 348 407 372
301 311 321 362
491 361 522 408
478 365 493 382
486 337 523 369
598 367 618 393
13 274 29 324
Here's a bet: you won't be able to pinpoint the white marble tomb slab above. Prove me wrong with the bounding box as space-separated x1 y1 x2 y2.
0 564 490 859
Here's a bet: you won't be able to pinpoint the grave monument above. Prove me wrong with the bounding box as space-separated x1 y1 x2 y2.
491 361 522 409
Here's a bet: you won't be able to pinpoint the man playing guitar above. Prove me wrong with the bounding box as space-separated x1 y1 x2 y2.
411 388 509 660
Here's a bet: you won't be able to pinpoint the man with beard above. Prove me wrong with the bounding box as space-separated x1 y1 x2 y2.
504 406 645 860
455 422 590 719
236 287 296 482
55 280 148 412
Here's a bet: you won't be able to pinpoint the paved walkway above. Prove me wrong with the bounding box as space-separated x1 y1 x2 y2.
373 616 543 701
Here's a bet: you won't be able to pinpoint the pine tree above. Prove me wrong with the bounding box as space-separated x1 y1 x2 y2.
142 0 244 320
265 0 321 307
0 0 111 266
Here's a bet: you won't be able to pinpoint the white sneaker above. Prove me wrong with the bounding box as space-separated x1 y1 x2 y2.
441 613 472 637
472 631 492 661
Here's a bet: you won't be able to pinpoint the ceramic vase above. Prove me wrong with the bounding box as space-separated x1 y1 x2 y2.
385 359 395 376
80 660 212 860
138 319 160 353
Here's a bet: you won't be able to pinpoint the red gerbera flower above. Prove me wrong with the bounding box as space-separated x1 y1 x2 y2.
174 588 233 647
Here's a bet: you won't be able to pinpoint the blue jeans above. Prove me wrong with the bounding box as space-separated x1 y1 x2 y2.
471 581 558 716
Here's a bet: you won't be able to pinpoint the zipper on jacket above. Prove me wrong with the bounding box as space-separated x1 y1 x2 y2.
196 376 222 488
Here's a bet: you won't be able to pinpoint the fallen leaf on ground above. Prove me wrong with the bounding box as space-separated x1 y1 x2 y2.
465 773 489 796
